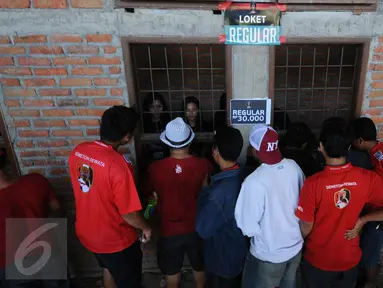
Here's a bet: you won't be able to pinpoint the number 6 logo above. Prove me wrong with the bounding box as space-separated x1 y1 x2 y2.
14 223 58 276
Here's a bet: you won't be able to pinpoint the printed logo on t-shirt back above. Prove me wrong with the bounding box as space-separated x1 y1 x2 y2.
374 150 383 162
175 164 182 174
334 188 351 209
77 163 94 193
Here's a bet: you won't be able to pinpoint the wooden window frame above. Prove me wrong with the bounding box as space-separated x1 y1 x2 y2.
0 110 21 177
116 0 377 12
268 37 370 128
121 37 232 167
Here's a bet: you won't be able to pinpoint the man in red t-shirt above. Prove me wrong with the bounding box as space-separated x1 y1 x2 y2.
348 117 383 287
145 117 212 288
295 119 383 288
0 149 64 287
69 106 151 288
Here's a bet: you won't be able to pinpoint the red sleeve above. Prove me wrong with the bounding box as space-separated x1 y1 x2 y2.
295 180 317 223
35 174 57 203
368 172 383 206
110 160 142 215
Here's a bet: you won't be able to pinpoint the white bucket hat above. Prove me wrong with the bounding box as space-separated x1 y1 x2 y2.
160 117 195 148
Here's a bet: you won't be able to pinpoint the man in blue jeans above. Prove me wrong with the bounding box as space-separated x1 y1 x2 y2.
235 124 305 288
196 127 248 288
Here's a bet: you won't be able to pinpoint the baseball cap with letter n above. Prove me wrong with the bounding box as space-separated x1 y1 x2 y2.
249 124 282 165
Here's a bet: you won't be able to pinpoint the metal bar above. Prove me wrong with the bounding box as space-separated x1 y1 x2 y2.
142 110 226 114
310 47 316 124
275 64 355 68
274 87 353 91
322 45 331 121
296 47 303 121
132 45 145 133
136 67 225 71
164 45 173 121
210 44 215 132
335 46 344 116
284 47 289 130
147 45 159 132
139 89 226 93
180 45 186 122
196 45 202 132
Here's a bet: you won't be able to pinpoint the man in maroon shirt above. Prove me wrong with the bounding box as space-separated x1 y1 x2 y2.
0 148 68 287
145 117 212 288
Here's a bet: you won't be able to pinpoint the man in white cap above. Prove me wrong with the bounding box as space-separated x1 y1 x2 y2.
145 117 212 288
235 124 305 288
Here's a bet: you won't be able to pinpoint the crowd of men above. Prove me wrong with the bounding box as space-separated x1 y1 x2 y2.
1 104 383 288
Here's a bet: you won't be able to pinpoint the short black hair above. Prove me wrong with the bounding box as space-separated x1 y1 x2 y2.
284 122 313 148
213 127 243 162
143 92 168 111
348 117 377 141
100 106 139 142
319 118 351 158
184 96 200 109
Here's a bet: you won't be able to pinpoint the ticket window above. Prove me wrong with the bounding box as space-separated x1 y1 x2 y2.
130 43 228 177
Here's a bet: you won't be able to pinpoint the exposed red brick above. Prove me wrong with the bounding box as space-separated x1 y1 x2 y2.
0 79 20 86
14 35 47 43
52 130 83 137
370 99 383 107
49 168 68 175
104 46 117 54
19 57 51 66
42 109 74 117
362 108 382 116
110 88 123 96
372 82 383 89
51 35 82 43
371 117 383 124
86 34 112 43
0 0 30 8
14 120 30 127
20 151 49 157
67 46 99 54
51 149 71 157
0 57 14 66
68 119 100 126
379 37 383 43
94 99 124 106
60 78 91 87
0 36 11 44
0 47 25 54
37 140 69 148
21 159 66 167
35 68 67 76
24 78 56 87
16 140 34 148
88 57 120 65
30 46 64 55
372 73 383 81
369 91 383 98
23 99 54 107
373 54 383 62
56 99 88 106
375 46 383 53
370 65 383 71
70 138 94 146
94 78 119 86
40 89 71 97
72 67 103 75
6 100 20 107
86 128 99 136
34 119 66 127
109 67 121 74
4 88 36 97
0 67 31 76
9 110 40 117
75 88 106 96
19 130 49 137
33 0 68 8
77 108 105 116
70 0 102 8
53 57 86 65
26 168 46 175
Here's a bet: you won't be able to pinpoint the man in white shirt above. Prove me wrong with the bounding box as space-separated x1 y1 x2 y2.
235 124 305 288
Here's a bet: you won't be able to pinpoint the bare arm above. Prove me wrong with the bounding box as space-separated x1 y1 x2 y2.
122 211 151 231
345 210 383 240
299 220 314 239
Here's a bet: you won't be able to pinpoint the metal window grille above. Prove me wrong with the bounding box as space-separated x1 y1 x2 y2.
274 44 361 131
131 44 226 134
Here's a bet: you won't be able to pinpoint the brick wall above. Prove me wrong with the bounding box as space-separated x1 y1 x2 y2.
0 0 103 9
362 37 383 139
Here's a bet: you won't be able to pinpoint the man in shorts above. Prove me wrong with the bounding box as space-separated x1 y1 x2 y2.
145 117 212 288
296 119 383 288
69 106 151 288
